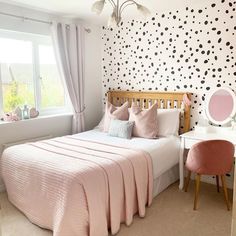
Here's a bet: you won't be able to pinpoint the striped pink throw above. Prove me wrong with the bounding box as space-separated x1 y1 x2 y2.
1 136 153 236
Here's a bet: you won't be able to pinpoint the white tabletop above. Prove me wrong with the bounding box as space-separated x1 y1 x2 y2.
180 130 236 145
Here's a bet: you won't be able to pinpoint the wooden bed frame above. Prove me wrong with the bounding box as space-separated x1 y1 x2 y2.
107 90 191 133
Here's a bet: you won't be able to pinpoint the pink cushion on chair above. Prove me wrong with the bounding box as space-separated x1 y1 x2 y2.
186 140 234 175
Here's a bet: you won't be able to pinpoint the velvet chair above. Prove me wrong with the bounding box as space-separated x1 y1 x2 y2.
185 140 234 210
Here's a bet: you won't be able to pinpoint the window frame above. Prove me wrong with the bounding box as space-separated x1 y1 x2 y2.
0 29 71 116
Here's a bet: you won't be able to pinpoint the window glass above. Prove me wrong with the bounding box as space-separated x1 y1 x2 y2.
39 45 65 109
0 38 34 113
0 31 68 116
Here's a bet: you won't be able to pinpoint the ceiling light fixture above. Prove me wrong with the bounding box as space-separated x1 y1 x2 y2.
91 0 150 27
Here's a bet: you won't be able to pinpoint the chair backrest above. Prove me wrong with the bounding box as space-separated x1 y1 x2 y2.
186 140 235 175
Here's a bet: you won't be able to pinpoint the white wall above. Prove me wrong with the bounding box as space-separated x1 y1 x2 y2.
83 22 103 130
0 114 73 150
0 2 103 191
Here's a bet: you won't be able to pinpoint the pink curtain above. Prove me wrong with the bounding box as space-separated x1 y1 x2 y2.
51 22 85 134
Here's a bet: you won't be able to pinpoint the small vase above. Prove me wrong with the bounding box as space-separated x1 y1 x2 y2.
14 107 22 120
23 105 30 119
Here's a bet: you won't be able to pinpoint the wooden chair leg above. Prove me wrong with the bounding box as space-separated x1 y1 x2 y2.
194 174 201 210
221 175 231 211
216 175 220 193
185 170 191 192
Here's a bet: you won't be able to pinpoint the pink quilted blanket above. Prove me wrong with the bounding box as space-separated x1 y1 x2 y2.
1 136 153 236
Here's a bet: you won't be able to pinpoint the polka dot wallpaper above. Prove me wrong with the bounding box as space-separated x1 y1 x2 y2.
101 0 236 129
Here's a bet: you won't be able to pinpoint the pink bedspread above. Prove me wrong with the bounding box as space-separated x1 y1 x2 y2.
1 136 153 236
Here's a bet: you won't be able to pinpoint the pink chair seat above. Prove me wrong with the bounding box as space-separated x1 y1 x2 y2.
186 140 234 175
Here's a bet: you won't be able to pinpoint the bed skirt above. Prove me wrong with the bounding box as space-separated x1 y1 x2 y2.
153 164 179 198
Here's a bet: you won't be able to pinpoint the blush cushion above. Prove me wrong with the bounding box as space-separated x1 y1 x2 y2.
103 101 129 132
129 103 158 139
108 119 134 139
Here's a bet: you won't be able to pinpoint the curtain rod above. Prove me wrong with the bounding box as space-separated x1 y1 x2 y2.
0 11 91 33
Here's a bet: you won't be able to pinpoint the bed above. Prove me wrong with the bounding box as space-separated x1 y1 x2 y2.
77 129 183 196
1 91 191 236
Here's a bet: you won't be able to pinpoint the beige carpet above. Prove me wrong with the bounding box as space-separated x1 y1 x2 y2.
0 181 233 236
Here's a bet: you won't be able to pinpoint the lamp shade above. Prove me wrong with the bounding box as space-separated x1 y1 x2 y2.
91 0 105 15
92 0 151 27
136 4 151 18
107 11 117 28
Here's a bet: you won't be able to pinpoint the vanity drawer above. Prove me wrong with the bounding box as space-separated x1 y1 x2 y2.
184 138 202 149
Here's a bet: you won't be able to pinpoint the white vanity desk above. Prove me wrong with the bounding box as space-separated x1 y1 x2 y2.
178 86 236 190
179 127 236 189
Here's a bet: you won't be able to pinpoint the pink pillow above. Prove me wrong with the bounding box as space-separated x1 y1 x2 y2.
103 101 129 132
129 103 158 139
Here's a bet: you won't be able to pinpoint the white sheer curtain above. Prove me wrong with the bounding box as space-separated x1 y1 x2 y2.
51 22 85 134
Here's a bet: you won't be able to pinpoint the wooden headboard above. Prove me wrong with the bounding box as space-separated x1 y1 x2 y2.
107 90 191 133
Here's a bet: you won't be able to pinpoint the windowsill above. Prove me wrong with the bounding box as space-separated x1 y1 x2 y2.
0 113 73 125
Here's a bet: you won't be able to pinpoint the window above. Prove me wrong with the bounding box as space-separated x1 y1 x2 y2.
39 45 65 109
0 30 69 116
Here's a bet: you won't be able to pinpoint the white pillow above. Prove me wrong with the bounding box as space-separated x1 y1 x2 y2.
96 108 181 137
157 109 181 136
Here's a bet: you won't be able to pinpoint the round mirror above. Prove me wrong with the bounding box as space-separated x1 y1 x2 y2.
206 87 236 125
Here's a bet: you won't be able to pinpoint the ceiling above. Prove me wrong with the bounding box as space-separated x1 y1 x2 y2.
0 0 209 25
